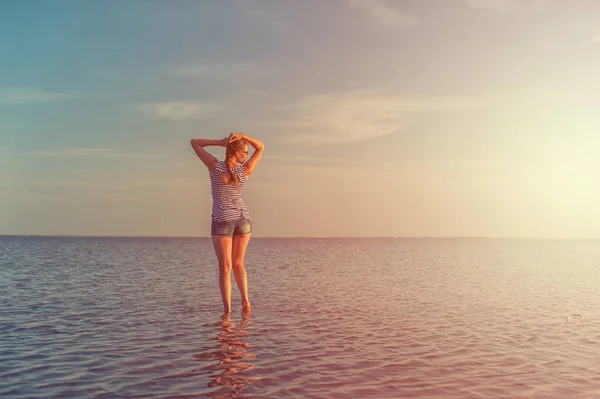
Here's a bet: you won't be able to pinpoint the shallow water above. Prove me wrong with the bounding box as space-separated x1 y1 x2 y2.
2 236 600 398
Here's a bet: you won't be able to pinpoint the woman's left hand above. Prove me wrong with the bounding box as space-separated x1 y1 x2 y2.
227 132 244 144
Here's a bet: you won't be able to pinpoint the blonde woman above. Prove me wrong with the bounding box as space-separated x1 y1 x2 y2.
190 133 265 314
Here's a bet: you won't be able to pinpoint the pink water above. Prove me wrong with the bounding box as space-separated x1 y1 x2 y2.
1 237 600 398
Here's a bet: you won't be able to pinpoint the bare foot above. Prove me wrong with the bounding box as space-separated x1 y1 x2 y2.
220 312 232 322
242 301 251 315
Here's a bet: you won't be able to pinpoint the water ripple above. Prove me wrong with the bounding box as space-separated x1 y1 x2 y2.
2 237 600 398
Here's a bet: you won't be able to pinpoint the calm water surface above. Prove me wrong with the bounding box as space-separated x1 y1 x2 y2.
1 236 600 398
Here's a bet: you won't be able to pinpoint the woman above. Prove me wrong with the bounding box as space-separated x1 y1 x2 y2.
190 133 265 315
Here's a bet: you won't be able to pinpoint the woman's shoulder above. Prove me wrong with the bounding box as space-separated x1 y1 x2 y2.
210 160 225 176
214 160 226 170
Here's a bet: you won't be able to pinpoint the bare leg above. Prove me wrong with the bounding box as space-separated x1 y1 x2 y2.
212 235 233 314
232 233 252 314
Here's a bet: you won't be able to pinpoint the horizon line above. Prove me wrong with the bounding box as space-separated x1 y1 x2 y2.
1 234 599 240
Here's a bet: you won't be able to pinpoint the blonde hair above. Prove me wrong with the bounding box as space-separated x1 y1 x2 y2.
224 140 246 185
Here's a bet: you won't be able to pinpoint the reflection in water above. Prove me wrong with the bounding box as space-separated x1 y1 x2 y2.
198 314 259 398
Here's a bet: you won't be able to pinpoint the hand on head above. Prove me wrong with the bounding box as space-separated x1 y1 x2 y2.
226 132 244 145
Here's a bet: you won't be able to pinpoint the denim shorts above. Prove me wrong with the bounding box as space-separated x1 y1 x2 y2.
211 218 252 236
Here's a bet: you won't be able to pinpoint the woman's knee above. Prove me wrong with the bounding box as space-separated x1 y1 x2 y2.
219 261 233 274
232 261 244 271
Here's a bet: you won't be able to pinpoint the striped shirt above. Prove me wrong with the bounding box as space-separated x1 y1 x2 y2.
210 161 251 222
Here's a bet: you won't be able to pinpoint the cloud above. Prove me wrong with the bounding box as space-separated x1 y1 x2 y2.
582 35 600 48
0 87 80 104
136 101 224 120
465 0 518 12
168 59 256 80
263 89 479 143
0 146 10 163
465 0 546 13
346 0 419 28
29 148 167 159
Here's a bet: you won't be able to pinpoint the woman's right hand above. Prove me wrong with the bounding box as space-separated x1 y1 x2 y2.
227 132 244 144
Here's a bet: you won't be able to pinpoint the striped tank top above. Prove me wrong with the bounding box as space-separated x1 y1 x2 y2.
210 161 251 222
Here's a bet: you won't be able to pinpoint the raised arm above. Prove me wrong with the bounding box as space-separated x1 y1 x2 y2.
239 134 265 178
190 137 227 173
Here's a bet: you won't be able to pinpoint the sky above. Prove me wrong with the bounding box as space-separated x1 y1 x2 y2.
2 0 600 238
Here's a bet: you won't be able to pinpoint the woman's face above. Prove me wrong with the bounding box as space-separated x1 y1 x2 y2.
236 144 249 163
